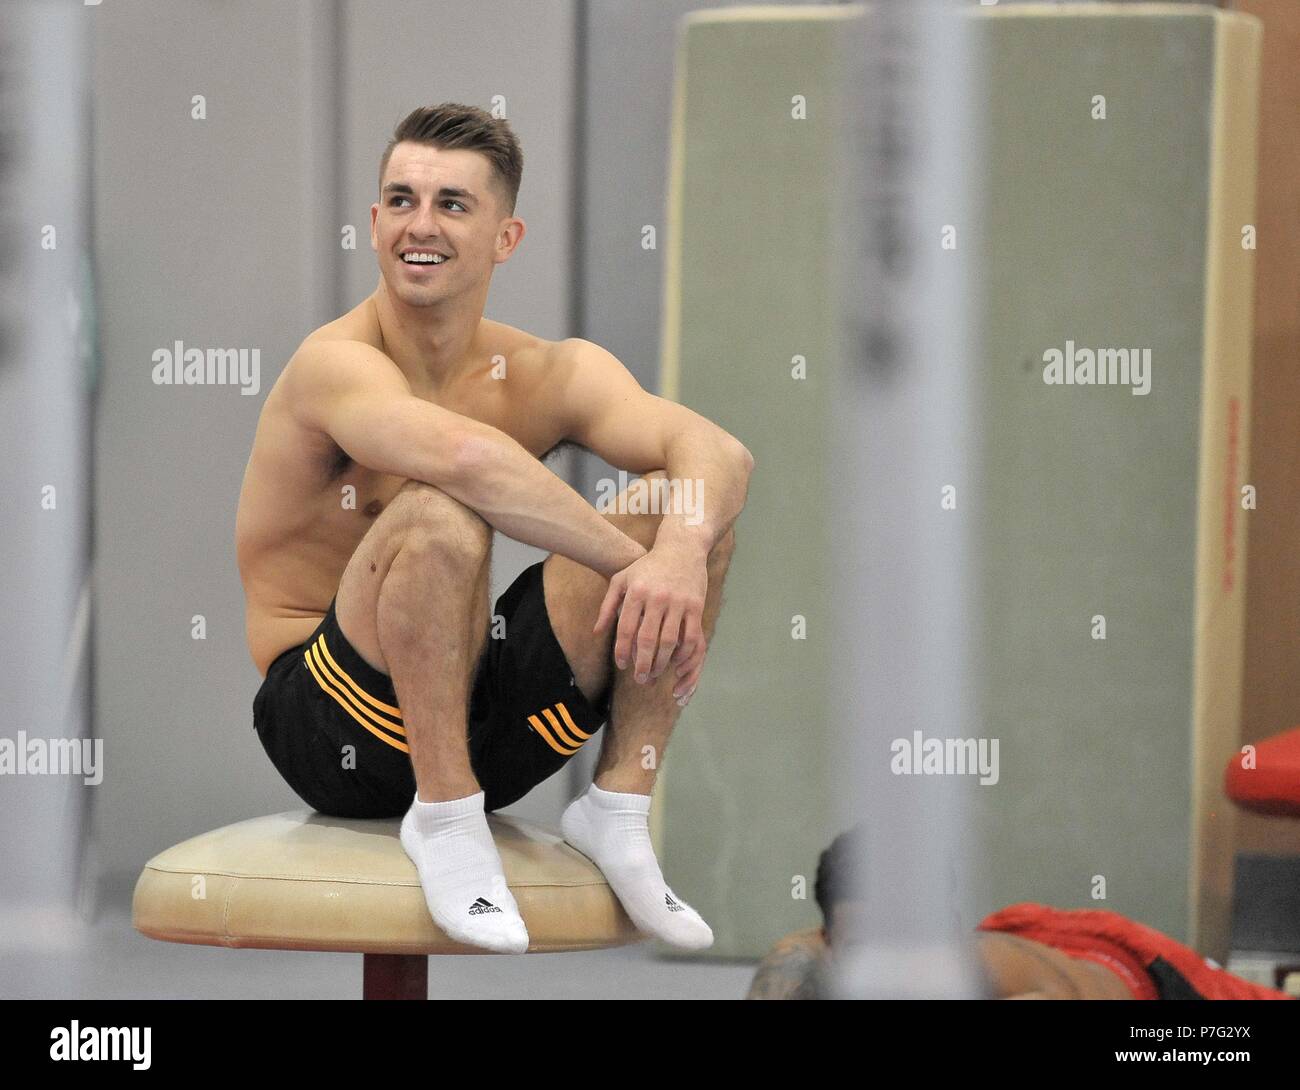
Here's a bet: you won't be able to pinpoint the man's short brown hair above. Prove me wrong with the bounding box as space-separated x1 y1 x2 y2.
379 103 523 216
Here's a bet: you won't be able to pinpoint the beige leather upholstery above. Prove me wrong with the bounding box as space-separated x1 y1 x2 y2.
133 811 642 955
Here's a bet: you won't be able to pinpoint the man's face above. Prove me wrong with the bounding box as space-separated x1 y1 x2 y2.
370 141 522 307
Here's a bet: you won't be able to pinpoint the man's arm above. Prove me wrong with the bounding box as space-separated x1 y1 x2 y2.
553 337 754 555
745 930 829 1000
288 339 645 578
549 338 755 688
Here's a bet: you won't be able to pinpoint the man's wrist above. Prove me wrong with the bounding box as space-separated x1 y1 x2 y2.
653 516 715 560
608 531 649 575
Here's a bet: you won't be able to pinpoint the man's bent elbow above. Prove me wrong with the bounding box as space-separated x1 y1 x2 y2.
426 431 492 500
732 437 755 474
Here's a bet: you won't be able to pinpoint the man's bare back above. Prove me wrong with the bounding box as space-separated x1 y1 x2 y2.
235 295 565 678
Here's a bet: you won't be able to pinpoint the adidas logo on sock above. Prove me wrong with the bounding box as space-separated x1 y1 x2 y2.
665 893 684 913
468 897 503 916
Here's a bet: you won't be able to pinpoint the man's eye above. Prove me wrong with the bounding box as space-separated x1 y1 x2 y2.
389 197 463 210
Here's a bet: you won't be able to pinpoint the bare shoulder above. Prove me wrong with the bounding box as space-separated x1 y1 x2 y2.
285 331 408 394
482 321 581 403
544 334 624 373
537 334 643 408
746 928 829 1000
303 295 385 348
476 317 563 373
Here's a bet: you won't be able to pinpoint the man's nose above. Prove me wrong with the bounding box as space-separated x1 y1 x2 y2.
409 202 441 238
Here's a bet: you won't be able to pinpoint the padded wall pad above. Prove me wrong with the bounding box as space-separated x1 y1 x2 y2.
657 4 1260 961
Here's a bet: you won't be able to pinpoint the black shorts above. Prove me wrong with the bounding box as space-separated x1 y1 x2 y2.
252 560 610 818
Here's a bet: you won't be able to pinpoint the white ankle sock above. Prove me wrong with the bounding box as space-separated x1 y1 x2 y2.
561 783 713 950
399 790 529 954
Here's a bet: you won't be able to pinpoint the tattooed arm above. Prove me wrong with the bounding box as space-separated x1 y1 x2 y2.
746 929 830 1000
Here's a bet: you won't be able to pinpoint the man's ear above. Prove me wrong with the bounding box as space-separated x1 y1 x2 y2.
369 203 379 250
493 217 525 265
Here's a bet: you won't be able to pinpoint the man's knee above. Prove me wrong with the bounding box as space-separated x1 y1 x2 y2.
605 510 737 563
608 509 663 550
601 470 673 549
389 479 491 567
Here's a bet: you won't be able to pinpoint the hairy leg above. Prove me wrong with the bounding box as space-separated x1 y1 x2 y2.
335 479 492 802
591 526 732 792
542 472 737 793
542 475 733 949
336 480 528 953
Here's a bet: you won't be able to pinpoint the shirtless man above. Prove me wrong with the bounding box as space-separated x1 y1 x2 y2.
236 103 753 955
748 829 1293 999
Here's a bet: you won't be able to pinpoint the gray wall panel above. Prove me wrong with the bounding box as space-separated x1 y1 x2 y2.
91 0 578 886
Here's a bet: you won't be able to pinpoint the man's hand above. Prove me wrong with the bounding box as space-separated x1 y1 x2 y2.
593 542 709 704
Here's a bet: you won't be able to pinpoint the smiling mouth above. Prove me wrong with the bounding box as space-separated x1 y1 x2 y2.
400 252 450 267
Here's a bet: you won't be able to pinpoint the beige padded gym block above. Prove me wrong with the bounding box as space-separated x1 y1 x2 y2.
133 811 641 954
